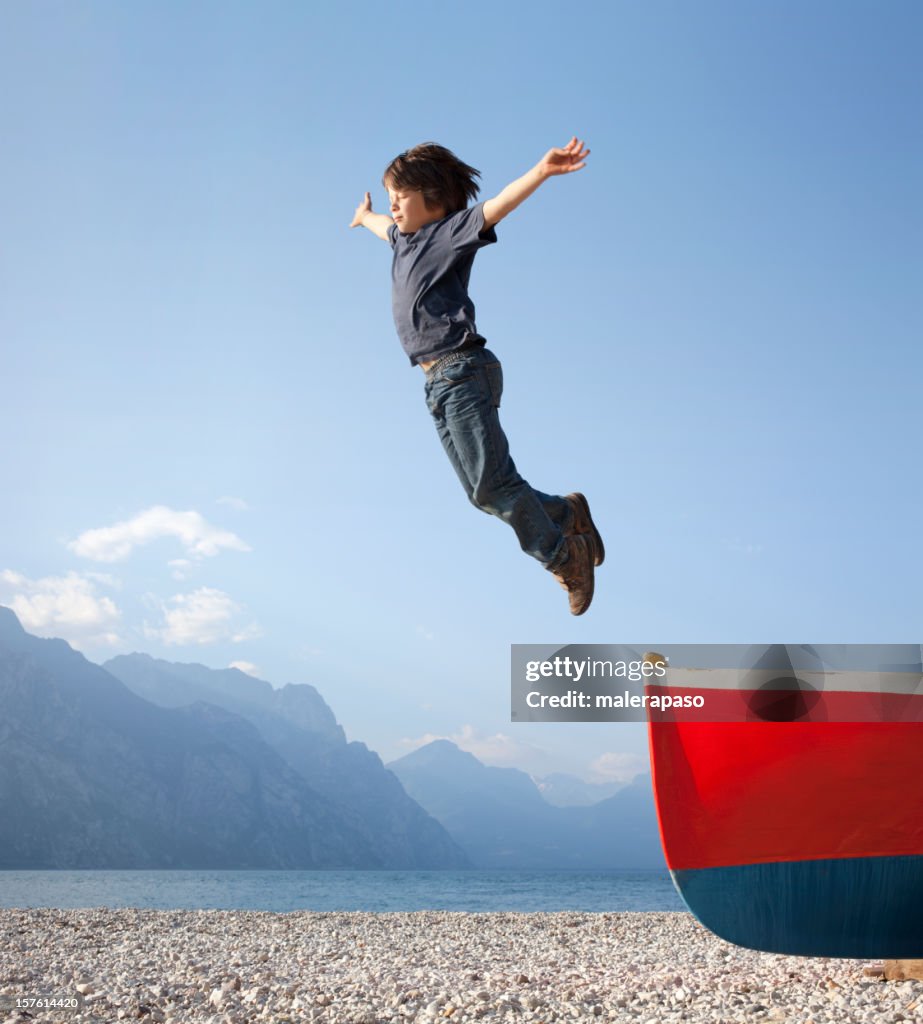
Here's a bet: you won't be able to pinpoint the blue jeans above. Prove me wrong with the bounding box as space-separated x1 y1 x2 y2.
423 347 573 569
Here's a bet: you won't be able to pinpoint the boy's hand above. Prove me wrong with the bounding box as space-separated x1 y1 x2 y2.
350 192 393 241
482 136 590 230
536 137 590 179
349 191 373 228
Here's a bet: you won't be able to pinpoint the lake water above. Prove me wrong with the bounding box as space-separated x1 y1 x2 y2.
0 870 685 913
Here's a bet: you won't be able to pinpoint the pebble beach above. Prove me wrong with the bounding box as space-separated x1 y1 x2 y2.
1 908 919 1024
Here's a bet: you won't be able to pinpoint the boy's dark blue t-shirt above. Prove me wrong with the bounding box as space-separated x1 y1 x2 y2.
388 201 497 366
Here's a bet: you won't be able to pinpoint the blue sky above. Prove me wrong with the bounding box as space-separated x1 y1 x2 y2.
2 1 921 785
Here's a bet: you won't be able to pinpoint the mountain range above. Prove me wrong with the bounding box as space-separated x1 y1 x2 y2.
0 606 664 870
0 607 464 868
102 651 466 869
388 740 664 870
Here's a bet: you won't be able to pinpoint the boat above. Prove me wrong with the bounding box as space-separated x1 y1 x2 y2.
644 644 923 958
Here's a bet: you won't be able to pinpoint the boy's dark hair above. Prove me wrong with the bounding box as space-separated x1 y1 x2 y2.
382 143 480 214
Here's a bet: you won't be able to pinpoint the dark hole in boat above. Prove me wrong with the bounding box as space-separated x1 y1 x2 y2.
746 676 821 721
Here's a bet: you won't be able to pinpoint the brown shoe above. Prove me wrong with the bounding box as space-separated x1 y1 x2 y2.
566 492 605 566
551 533 595 615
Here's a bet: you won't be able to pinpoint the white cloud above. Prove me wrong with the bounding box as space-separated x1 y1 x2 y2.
0 570 122 647
588 751 648 784
217 496 250 511
69 505 251 563
84 572 122 589
230 622 264 643
144 587 260 647
229 660 260 676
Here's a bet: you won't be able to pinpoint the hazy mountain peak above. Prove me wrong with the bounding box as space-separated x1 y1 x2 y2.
104 652 275 703
0 605 26 636
0 606 88 664
388 739 546 808
388 739 663 870
397 738 480 767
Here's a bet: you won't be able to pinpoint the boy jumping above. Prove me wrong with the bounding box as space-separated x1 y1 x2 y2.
350 137 603 614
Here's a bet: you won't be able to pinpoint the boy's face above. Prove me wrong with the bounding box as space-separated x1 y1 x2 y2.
386 184 445 234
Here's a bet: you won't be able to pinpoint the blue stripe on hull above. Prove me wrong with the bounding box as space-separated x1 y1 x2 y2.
672 854 923 958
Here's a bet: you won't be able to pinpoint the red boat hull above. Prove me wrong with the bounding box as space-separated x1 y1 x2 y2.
648 679 923 956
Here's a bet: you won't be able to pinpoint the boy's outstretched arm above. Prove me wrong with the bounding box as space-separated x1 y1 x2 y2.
350 191 393 241
482 137 589 230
